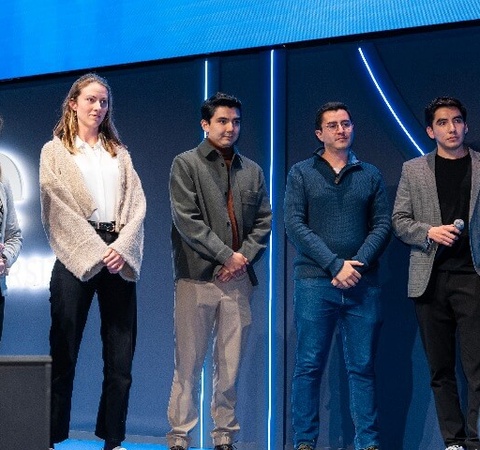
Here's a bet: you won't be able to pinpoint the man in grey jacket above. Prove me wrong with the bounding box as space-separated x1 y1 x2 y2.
392 97 480 450
166 92 272 450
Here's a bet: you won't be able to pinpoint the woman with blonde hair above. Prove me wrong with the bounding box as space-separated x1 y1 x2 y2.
40 73 146 450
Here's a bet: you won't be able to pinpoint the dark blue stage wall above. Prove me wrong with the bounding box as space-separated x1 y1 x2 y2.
2 22 480 450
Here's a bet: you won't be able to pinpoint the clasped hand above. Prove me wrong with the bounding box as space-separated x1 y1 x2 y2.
331 260 363 290
103 247 125 274
0 243 5 275
217 252 248 282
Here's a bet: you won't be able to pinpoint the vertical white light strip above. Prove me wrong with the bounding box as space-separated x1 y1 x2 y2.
199 58 209 450
267 49 275 450
357 47 424 155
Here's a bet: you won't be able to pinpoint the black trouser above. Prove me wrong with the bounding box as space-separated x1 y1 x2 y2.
415 271 480 449
49 233 137 445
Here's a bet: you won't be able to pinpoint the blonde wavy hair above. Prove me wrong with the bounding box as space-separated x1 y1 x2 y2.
53 73 123 156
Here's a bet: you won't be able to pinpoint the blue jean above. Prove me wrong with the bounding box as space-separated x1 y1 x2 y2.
291 277 382 450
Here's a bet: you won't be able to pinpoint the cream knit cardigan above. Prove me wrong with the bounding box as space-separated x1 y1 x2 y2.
40 137 146 282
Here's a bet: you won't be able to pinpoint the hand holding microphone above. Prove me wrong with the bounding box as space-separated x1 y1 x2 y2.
428 218 464 247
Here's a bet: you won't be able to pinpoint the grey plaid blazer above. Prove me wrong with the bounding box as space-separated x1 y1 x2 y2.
392 148 480 297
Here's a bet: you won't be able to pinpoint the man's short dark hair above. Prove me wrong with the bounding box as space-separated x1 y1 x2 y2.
315 102 352 130
201 92 242 123
424 97 467 128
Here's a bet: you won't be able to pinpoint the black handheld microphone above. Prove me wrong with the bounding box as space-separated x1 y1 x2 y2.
434 219 464 260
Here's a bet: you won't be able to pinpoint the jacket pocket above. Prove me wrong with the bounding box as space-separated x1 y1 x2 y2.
241 190 259 230
241 190 259 205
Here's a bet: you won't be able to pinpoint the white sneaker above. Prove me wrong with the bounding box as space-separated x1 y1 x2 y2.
445 445 465 450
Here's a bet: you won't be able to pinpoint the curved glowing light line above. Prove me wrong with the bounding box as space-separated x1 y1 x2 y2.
0 147 32 203
358 47 424 155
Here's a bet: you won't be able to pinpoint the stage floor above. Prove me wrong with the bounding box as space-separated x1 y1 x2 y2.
54 440 206 450
55 441 168 450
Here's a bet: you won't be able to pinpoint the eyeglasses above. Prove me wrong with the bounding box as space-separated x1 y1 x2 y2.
323 120 353 131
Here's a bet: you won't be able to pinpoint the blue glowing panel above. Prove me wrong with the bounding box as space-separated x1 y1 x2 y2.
1 0 479 80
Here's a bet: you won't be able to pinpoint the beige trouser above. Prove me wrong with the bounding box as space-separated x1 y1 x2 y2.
167 274 253 448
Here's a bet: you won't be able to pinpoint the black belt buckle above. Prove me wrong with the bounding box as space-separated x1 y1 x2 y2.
99 222 115 232
89 221 116 233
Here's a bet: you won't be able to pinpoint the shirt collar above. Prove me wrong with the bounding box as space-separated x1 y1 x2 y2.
314 146 360 165
75 135 104 152
199 138 243 164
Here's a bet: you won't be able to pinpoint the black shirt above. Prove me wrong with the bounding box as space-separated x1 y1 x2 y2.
434 152 474 272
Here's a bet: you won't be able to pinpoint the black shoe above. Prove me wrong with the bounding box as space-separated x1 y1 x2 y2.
214 445 235 450
170 446 186 450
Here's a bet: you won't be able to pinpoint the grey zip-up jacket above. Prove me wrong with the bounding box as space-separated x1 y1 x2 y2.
169 139 272 284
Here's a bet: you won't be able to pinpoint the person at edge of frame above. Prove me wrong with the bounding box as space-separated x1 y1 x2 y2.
0 115 23 342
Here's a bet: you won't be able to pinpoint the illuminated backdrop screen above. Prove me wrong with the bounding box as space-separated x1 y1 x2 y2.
2 0 479 81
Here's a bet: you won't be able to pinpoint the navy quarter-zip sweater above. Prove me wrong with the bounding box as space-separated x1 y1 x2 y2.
284 148 391 282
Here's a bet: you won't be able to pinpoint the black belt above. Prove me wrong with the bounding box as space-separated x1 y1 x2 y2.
88 221 116 232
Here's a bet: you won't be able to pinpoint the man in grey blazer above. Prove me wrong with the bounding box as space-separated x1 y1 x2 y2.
392 97 480 450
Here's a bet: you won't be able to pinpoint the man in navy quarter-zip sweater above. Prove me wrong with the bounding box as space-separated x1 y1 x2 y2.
284 102 391 450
